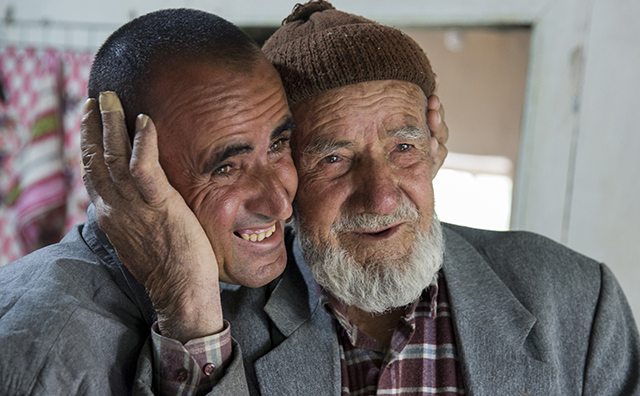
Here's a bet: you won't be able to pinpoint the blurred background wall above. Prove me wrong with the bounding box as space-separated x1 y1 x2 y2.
1 0 639 324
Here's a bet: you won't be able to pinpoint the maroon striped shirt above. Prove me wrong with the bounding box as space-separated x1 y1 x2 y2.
318 271 466 395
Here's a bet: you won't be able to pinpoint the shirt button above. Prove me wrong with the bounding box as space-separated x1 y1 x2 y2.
175 368 189 382
203 363 216 376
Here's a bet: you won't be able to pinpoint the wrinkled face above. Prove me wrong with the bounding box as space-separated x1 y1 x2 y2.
151 57 297 287
291 80 439 271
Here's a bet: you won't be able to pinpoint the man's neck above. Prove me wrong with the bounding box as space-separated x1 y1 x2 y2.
345 305 406 348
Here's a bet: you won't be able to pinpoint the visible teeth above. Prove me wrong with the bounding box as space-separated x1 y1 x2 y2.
240 224 277 242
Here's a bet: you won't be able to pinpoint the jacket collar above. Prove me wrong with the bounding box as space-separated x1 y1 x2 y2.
263 232 320 337
253 229 342 396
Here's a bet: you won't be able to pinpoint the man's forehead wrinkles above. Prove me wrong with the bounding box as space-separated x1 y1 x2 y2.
159 85 231 127
314 81 422 107
159 71 281 122
316 94 404 116
175 97 286 139
301 96 425 137
213 87 286 129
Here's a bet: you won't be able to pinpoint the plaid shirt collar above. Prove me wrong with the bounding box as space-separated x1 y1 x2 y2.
316 272 440 351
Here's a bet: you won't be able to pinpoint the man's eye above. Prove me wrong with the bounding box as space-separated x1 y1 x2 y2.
322 155 341 164
214 165 231 175
397 143 413 152
270 138 290 152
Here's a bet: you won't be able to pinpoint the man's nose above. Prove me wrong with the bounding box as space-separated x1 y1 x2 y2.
245 165 294 221
352 157 399 216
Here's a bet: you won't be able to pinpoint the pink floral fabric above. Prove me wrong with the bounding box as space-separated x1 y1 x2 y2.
0 47 93 266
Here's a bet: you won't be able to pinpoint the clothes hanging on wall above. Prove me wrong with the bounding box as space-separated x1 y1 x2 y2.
0 47 93 266
61 51 94 232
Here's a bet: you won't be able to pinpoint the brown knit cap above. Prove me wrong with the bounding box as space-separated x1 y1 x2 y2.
262 0 435 107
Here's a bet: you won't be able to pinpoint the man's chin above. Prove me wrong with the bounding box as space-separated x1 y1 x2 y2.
299 216 444 313
219 246 288 288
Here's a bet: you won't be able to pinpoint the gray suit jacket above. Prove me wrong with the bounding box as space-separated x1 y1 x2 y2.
0 207 156 395
1 207 638 395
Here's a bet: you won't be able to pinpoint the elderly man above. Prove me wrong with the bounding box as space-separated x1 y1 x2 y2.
122 2 639 396
262 3 639 394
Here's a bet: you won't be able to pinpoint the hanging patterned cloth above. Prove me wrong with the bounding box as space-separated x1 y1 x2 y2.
0 47 66 262
0 66 23 266
0 46 94 266
61 50 92 232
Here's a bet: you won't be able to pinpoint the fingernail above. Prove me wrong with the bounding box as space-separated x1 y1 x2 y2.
82 98 96 114
136 114 149 131
99 91 125 117
81 157 87 177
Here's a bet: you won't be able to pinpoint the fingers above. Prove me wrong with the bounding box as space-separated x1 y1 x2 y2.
82 91 173 209
427 96 448 146
427 72 448 147
81 98 111 204
426 78 450 177
130 114 173 205
427 94 440 111
100 92 137 201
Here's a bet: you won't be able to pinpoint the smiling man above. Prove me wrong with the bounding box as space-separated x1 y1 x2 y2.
146 58 296 290
0 9 301 395
83 11 302 358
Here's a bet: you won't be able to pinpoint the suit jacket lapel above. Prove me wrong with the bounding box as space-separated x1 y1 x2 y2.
442 227 557 396
254 236 341 396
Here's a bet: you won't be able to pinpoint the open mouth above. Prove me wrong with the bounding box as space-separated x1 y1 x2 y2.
234 224 277 242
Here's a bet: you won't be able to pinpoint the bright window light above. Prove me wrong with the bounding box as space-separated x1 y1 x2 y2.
433 153 513 231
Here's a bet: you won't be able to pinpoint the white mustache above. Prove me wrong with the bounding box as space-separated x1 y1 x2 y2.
331 202 420 233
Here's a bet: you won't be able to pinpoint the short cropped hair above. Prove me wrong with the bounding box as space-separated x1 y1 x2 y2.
88 8 261 136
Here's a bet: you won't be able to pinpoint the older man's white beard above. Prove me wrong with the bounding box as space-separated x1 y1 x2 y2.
294 205 444 314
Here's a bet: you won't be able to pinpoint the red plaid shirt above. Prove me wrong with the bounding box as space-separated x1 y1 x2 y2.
319 271 466 395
